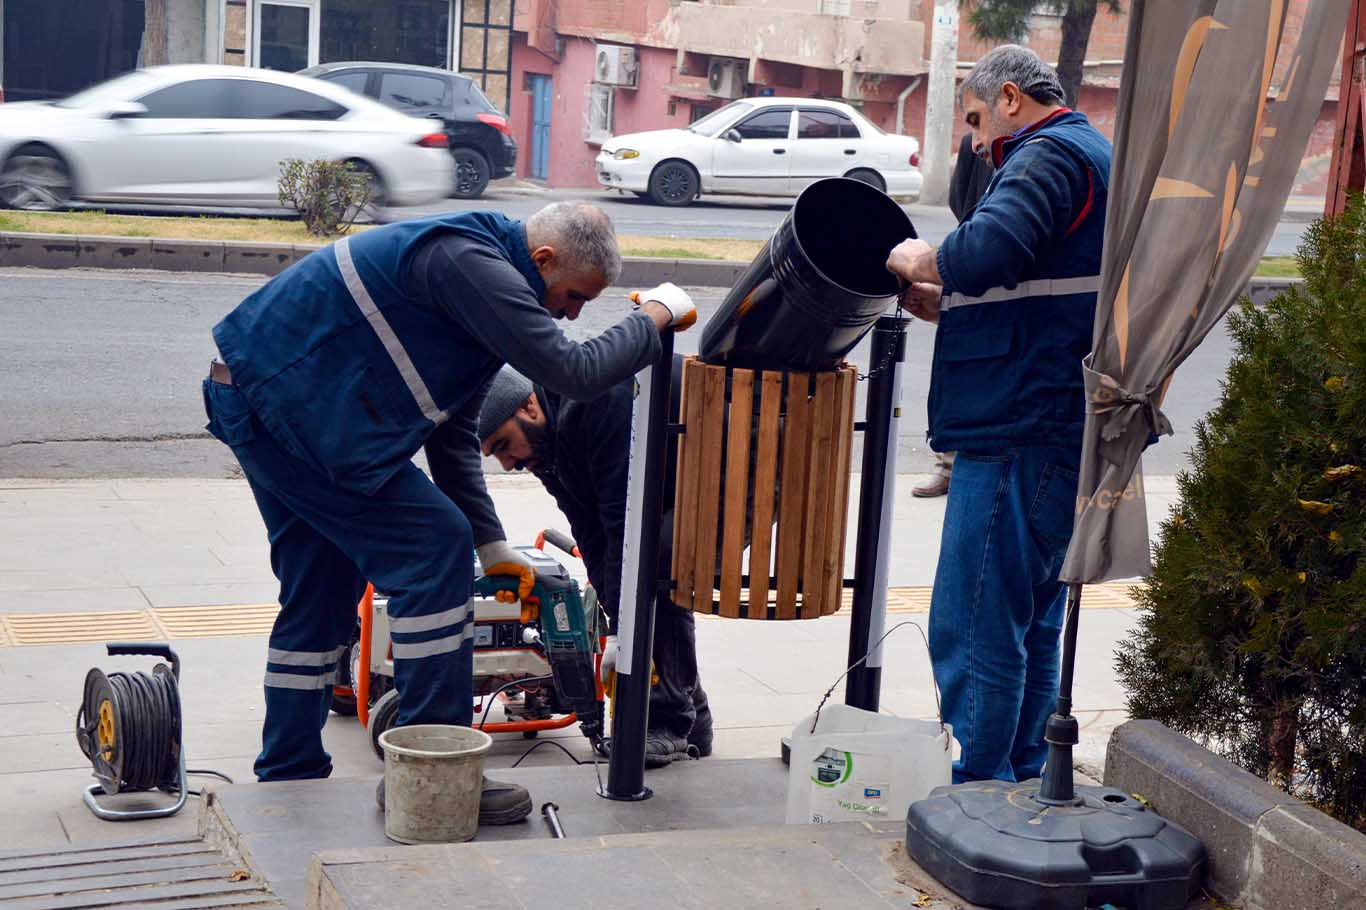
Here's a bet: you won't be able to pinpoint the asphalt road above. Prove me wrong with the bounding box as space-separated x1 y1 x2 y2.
86 184 1315 255
0 266 1235 479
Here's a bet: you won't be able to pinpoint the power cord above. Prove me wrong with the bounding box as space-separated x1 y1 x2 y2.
808 620 946 748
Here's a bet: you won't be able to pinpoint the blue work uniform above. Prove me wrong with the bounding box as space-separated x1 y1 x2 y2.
203 212 659 780
925 110 1112 785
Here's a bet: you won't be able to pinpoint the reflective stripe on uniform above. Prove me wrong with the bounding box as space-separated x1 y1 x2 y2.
266 645 347 667
944 275 1101 310
334 236 448 426
391 624 475 660
264 669 339 690
389 600 472 635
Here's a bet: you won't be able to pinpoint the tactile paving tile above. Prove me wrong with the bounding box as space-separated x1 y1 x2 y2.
153 603 280 639
2 610 161 646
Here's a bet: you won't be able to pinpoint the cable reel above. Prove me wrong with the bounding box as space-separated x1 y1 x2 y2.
76 642 189 821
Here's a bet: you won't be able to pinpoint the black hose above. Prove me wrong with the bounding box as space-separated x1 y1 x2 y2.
77 668 181 791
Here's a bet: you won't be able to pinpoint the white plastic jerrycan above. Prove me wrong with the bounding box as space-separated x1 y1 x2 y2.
785 703 954 825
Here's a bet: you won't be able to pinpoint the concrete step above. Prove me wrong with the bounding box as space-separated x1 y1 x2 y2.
309 821 928 910
0 835 278 910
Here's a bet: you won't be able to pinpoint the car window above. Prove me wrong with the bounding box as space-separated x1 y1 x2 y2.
138 79 348 120
137 79 233 118
690 100 752 136
324 71 370 96
230 81 349 120
798 109 859 139
460 79 498 113
56 70 161 109
379 72 448 112
735 108 792 140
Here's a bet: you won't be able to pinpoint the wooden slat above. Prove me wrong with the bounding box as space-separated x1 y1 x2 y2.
671 359 705 608
717 370 754 618
774 373 812 619
825 366 857 616
690 364 728 615
798 372 837 619
745 372 783 619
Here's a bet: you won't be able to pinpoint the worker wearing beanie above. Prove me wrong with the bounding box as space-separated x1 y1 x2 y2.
445 361 711 767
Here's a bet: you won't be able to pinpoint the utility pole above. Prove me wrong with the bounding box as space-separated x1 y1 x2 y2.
920 0 959 206
142 0 169 66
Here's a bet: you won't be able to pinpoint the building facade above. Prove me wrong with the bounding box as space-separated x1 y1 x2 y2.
1 0 514 113
507 0 1339 194
0 0 1340 196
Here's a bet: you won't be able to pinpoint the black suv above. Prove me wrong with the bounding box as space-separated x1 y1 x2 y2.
300 62 517 198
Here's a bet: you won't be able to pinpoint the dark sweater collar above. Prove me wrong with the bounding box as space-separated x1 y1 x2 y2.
991 107 1078 168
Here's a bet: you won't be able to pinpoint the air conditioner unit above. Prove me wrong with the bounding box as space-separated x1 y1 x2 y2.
707 60 746 100
595 45 638 87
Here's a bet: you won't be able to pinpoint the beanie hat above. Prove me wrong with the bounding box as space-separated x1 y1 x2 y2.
477 367 535 443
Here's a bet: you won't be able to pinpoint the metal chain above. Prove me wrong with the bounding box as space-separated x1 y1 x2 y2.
856 300 908 381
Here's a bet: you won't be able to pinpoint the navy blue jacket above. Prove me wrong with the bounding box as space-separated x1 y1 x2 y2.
213 212 659 503
928 109 1111 454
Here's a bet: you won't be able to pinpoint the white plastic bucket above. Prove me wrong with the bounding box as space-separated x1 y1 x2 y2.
785 703 954 825
378 724 492 844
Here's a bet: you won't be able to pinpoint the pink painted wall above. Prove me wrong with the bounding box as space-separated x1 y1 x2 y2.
510 35 705 188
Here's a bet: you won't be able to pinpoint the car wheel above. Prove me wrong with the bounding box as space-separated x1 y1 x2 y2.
0 144 72 211
648 161 698 207
844 168 886 193
345 160 387 223
451 148 492 198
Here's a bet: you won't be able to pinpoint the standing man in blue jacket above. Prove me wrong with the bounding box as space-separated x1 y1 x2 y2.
202 202 694 824
886 45 1110 785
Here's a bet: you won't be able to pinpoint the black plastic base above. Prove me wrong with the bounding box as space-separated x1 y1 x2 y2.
597 784 653 802
905 780 1205 910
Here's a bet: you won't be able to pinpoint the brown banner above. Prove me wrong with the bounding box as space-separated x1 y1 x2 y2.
1061 0 1351 583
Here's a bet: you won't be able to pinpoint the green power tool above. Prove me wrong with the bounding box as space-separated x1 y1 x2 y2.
474 561 606 750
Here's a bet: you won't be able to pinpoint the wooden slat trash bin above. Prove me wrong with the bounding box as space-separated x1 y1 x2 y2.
672 356 857 620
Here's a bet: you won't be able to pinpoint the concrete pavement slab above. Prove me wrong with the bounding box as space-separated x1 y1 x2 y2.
0 587 151 615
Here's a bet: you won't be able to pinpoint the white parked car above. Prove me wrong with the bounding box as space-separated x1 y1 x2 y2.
0 65 454 211
596 97 923 206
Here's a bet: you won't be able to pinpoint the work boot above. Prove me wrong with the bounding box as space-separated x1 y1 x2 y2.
912 474 950 498
375 775 532 825
595 730 693 768
688 688 714 758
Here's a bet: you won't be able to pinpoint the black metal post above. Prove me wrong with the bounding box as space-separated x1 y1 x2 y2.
1038 582 1083 804
600 331 674 801
845 316 907 711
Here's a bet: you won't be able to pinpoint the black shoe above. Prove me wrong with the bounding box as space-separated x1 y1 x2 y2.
375 774 532 825
596 730 693 768
689 688 714 757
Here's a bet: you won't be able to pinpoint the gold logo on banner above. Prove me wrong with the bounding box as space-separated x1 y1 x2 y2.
1076 470 1145 514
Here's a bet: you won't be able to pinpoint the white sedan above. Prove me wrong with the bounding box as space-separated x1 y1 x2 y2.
0 65 454 211
597 98 923 206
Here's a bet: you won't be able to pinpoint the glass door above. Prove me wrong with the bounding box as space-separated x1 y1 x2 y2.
255 0 320 72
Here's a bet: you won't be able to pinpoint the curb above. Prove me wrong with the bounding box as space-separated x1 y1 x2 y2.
1105 720 1366 910
0 231 1298 300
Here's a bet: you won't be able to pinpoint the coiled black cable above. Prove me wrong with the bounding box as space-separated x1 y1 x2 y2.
77 667 181 792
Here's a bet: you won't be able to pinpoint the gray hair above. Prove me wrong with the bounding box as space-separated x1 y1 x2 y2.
959 44 1065 108
525 202 623 285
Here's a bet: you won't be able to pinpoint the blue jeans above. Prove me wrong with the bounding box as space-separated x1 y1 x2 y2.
928 446 1080 784
203 378 476 781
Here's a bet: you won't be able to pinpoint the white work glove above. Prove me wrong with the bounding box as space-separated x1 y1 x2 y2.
476 540 535 603
631 282 698 331
599 635 619 699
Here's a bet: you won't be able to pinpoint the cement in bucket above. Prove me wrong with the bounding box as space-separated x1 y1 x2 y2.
378 723 492 844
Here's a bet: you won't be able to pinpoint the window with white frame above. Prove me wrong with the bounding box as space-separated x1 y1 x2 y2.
584 83 614 144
